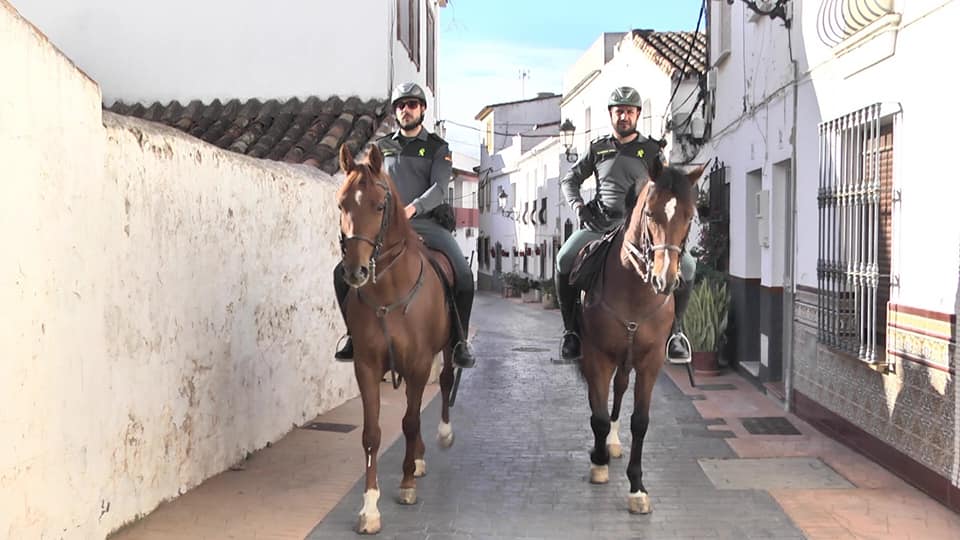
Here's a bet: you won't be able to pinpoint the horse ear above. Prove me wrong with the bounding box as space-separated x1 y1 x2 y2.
686 163 708 185
366 144 383 174
339 145 355 174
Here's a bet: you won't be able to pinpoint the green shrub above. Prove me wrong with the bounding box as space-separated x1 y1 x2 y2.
682 276 729 352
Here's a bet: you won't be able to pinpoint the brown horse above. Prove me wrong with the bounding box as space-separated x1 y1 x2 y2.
577 162 705 514
336 144 458 534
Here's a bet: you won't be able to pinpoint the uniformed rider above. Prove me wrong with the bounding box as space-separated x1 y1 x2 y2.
333 82 476 369
555 86 696 363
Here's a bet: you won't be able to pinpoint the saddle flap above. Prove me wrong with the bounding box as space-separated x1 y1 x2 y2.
569 225 622 293
426 248 456 290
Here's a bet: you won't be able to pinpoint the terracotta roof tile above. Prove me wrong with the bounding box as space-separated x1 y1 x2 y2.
106 96 394 173
631 30 708 78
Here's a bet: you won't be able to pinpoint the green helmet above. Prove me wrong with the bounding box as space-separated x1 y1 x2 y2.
391 82 427 108
608 86 642 109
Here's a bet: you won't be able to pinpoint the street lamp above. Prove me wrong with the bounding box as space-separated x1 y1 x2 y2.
559 119 577 163
497 186 515 218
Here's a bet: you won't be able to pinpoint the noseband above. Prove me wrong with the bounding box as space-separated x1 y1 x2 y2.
340 180 394 284
623 187 687 283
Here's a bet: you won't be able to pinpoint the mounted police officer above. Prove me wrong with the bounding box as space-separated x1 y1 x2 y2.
555 86 695 363
333 82 476 369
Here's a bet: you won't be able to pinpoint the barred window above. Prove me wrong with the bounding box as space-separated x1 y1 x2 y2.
817 103 894 363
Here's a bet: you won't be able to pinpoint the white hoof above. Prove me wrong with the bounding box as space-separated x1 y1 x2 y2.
356 513 381 534
437 421 454 449
590 464 609 484
628 491 651 514
606 420 622 458
414 458 427 477
398 487 417 505
357 489 381 533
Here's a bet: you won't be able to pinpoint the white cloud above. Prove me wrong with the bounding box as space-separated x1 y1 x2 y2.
437 40 581 157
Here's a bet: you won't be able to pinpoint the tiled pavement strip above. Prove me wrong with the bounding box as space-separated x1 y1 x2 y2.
114 293 960 540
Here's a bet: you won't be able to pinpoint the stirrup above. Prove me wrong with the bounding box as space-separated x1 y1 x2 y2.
558 331 582 363
452 340 475 368
665 333 692 365
334 334 353 362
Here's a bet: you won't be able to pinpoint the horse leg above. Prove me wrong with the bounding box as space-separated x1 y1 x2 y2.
626 362 658 515
607 366 630 459
398 373 427 505
437 345 455 449
584 346 616 484
355 364 383 534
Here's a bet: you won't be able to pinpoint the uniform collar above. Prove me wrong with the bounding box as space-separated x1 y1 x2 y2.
392 128 430 142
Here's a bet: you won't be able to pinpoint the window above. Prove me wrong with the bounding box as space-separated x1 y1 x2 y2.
426 8 436 90
448 186 454 205
397 0 421 68
714 0 732 63
642 98 653 135
817 103 894 364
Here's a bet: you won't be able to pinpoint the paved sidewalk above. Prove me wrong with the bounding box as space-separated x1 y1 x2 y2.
112 293 960 539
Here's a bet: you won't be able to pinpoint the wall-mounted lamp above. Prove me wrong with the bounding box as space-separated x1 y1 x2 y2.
559 118 577 163
497 186 516 219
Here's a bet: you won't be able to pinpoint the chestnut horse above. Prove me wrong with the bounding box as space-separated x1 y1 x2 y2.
577 162 705 514
336 144 458 534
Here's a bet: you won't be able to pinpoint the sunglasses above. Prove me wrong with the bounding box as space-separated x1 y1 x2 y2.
396 100 422 111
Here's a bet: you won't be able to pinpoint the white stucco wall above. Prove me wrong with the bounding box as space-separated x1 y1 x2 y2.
700 0 796 285
1 4 352 536
793 0 960 314
12 0 440 118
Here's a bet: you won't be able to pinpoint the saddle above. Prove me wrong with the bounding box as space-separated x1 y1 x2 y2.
568 223 624 293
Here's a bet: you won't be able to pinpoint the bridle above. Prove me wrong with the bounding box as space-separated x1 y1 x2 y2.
339 179 404 284
622 183 688 284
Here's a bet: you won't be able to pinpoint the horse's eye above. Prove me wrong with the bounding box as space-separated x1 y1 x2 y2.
376 203 386 212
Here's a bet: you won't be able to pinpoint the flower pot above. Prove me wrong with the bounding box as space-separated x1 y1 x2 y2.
522 289 541 303
691 351 722 376
542 292 557 309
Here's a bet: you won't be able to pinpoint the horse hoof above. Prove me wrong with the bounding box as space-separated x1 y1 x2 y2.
628 491 651 514
437 423 454 449
414 459 427 477
398 487 417 505
590 464 609 484
608 443 622 459
356 513 381 534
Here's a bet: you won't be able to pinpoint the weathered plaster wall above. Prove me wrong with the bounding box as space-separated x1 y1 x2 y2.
1 3 354 537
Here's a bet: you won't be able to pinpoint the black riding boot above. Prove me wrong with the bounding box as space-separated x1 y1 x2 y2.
666 281 692 363
333 265 354 361
556 272 582 361
452 289 476 368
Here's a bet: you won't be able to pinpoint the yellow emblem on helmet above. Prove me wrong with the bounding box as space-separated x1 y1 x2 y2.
419 148 426 157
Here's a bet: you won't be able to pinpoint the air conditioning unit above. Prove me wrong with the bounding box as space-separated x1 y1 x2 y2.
705 67 718 92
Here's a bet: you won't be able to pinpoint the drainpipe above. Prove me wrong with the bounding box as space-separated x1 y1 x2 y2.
387 3 396 99
783 3 799 412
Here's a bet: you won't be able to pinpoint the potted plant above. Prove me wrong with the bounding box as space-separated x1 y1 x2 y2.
501 272 530 298
682 276 729 375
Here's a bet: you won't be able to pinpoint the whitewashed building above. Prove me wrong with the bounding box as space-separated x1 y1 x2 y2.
700 0 959 511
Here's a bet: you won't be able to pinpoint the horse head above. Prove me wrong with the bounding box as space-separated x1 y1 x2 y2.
623 161 706 295
337 144 400 288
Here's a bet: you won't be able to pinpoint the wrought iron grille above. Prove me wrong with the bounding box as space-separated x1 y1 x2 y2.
817 103 891 363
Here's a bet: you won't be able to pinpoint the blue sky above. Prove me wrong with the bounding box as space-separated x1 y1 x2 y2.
438 0 704 156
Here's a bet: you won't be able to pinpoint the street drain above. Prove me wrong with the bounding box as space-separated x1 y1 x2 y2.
512 346 549 352
740 416 802 435
301 422 357 433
